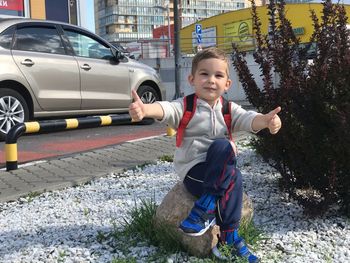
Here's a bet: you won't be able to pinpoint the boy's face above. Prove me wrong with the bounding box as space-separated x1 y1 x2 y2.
188 58 232 107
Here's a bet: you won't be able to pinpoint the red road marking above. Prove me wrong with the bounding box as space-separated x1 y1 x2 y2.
0 129 165 165
42 132 159 151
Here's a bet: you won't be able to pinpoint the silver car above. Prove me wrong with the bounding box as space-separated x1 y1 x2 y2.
0 18 165 140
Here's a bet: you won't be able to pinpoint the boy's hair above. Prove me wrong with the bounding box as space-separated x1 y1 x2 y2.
191 47 229 75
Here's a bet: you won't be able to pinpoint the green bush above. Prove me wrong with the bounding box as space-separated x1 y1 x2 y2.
232 0 350 215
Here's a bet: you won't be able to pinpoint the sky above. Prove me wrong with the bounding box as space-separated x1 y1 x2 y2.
86 0 95 32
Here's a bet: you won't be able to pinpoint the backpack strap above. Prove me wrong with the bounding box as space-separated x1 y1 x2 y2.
176 94 233 147
221 96 233 142
176 94 197 147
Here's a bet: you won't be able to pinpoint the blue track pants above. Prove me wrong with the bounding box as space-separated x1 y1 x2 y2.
183 139 243 230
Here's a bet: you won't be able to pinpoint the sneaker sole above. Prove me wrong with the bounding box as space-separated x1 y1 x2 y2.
212 246 228 260
179 218 216 237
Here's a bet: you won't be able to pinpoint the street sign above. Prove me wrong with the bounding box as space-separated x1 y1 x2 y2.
197 34 202 44
191 26 217 48
195 24 202 45
195 24 202 35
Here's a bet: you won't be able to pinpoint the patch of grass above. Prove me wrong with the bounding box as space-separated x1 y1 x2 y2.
190 258 217 263
216 244 232 261
57 250 67 263
121 162 153 173
111 258 137 263
83 207 90 216
102 197 265 262
121 197 185 254
264 251 283 263
159 155 174 162
322 248 334 263
26 191 41 202
97 197 185 260
96 230 107 243
237 138 255 149
210 219 264 263
136 162 153 170
143 250 172 262
238 219 266 248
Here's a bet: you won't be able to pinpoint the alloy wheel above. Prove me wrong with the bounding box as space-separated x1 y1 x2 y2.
0 95 25 135
140 91 157 104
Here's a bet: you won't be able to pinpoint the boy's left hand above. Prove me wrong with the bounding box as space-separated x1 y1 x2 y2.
264 107 282 134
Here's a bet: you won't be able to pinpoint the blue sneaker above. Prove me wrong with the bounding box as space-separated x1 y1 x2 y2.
179 194 217 236
212 229 260 262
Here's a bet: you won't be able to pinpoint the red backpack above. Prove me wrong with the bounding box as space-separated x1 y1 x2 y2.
176 93 233 147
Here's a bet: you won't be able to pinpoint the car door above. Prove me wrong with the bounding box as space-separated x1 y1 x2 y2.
62 26 130 110
11 23 81 111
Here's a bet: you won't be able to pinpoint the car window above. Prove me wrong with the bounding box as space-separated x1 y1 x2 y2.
63 29 113 60
14 26 65 54
0 26 15 49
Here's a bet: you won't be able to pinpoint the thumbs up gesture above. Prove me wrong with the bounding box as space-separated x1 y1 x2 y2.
264 107 282 134
129 90 145 122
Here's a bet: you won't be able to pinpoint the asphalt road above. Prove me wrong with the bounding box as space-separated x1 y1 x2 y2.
0 121 168 168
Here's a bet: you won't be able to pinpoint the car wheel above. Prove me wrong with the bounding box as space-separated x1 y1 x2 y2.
136 85 160 125
137 85 160 104
0 88 29 141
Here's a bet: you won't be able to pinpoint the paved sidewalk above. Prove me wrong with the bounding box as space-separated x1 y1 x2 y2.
0 132 249 203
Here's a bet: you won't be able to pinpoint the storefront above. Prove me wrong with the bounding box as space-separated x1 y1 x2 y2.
0 0 29 17
180 3 350 54
0 0 79 26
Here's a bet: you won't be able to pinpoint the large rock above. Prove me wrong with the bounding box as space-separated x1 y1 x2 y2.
155 181 254 257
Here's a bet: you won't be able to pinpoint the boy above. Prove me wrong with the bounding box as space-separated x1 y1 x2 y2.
129 47 281 262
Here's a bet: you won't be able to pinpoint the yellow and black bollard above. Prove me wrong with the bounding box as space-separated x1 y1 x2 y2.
5 115 131 171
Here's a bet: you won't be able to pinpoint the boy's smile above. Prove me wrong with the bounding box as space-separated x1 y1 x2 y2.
188 58 232 107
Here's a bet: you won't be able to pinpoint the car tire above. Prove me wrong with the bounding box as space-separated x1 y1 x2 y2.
137 85 160 104
136 85 160 125
0 88 29 141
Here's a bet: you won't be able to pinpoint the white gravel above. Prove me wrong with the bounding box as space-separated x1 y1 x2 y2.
0 139 349 263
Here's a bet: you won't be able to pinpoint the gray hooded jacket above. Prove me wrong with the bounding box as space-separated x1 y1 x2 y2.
157 97 259 180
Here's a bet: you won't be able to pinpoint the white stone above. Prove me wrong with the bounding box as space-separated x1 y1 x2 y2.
0 140 348 262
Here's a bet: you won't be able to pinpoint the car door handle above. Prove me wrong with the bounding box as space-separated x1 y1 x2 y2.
20 59 34 66
80 64 91 70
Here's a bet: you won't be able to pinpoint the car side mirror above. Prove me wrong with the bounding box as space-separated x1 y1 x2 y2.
111 48 124 62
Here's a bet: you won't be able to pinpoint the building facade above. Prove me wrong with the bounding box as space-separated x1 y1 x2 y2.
95 0 249 43
180 3 350 54
0 0 90 30
0 0 29 17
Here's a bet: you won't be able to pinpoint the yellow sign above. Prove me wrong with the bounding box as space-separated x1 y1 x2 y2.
224 19 255 51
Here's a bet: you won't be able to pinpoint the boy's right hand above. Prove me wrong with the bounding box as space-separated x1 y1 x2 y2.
129 89 145 122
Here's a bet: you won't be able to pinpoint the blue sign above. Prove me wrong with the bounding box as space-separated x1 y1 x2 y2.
195 24 202 35
197 34 202 44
